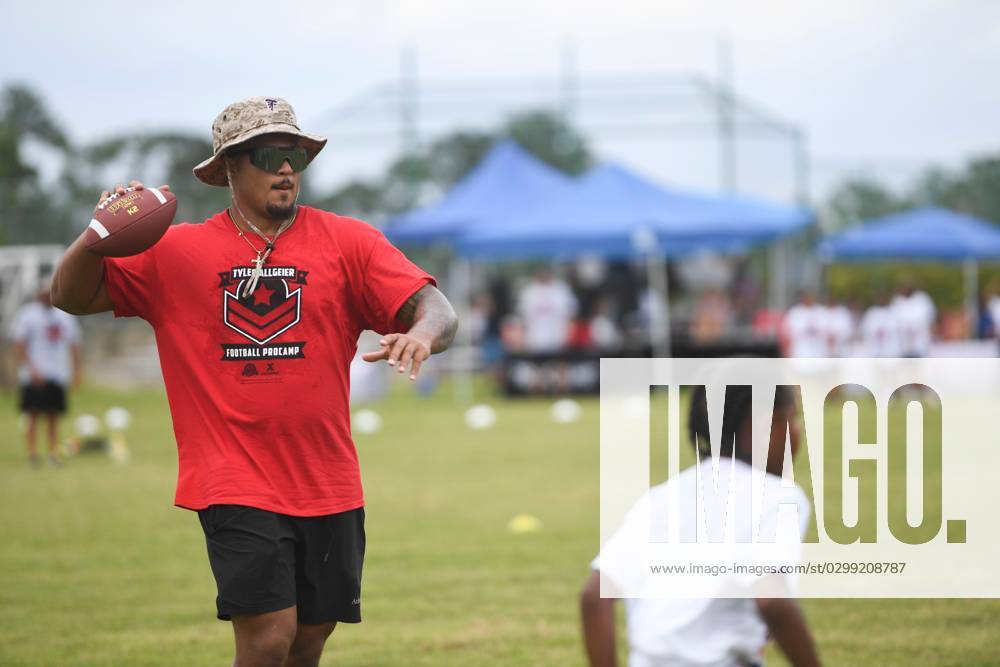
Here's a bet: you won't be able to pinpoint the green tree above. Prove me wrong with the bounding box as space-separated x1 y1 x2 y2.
926 156 1000 224
322 110 592 220
375 131 495 216
821 177 906 231
908 167 954 208
314 180 383 221
424 131 495 187
0 84 73 244
825 153 1000 231
503 110 591 176
72 132 230 227
1 84 68 150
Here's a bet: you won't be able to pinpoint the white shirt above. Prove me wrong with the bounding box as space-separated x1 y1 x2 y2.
891 291 935 356
517 279 577 352
593 459 811 667
590 314 622 349
860 305 902 357
783 304 830 358
9 301 81 385
989 296 1000 338
825 305 855 357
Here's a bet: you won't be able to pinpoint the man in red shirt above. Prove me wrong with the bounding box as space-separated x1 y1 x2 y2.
50 97 458 667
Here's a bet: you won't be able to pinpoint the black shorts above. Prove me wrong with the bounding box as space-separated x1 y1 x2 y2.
19 381 67 414
197 504 365 624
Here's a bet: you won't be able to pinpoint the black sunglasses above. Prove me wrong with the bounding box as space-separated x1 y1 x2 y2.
230 145 309 174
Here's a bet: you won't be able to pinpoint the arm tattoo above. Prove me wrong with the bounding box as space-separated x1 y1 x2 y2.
395 284 459 354
396 289 424 328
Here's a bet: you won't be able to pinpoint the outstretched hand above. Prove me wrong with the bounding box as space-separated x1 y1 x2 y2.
361 333 431 380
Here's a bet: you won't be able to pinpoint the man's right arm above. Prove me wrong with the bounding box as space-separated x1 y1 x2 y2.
580 570 618 667
50 235 114 315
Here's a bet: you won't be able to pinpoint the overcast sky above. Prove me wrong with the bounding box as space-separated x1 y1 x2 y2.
4 0 999 201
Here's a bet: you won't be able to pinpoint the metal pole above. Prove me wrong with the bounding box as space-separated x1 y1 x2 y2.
792 128 811 204
560 40 579 124
818 256 831 301
769 239 789 311
399 44 419 155
449 256 475 405
964 258 979 338
646 253 672 358
715 34 737 194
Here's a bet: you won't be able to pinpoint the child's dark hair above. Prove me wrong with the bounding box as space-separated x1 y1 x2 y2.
687 385 795 462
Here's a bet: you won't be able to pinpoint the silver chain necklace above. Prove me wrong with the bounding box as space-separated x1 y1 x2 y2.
229 197 296 298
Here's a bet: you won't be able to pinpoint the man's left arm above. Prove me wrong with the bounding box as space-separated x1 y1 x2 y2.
361 284 458 380
71 343 82 389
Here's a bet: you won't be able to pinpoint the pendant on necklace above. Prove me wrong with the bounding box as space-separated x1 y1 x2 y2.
243 251 266 298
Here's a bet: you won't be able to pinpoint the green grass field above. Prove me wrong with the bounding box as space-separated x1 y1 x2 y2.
1 381 999 666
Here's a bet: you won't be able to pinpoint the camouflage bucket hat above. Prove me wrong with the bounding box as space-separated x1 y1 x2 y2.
193 96 327 187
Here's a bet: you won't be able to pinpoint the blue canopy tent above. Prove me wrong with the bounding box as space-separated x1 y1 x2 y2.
384 140 575 403
818 206 1000 326
818 207 1000 261
456 163 812 260
385 139 575 246
456 163 812 356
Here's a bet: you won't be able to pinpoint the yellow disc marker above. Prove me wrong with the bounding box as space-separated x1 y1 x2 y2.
507 514 543 534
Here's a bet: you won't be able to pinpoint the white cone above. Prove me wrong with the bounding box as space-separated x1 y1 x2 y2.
551 398 582 424
464 404 497 430
353 409 383 434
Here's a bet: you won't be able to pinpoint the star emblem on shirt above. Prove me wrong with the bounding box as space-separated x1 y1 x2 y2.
251 281 276 306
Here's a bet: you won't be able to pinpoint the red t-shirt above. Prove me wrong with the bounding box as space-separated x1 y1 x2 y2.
103 206 435 516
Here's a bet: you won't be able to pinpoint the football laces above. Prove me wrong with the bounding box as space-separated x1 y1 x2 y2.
97 186 137 211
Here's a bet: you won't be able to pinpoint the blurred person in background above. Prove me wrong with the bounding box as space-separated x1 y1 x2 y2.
731 261 762 327
781 290 830 358
567 295 623 351
986 283 1000 341
500 312 525 351
518 265 578 353
860 290 902 357
824 295 855 357
485 278 511 362
469 291 504 368
636 286 668 345
588 295 623 351
891 277 936 357
467 292 490 345
976 291 993 339
568 316 593 349
689 289 733 344
9 284 81 467
571 256 608 325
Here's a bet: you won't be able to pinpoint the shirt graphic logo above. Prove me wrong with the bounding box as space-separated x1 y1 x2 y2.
220 266 308 345
224 277 301 344
218 265 310 361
